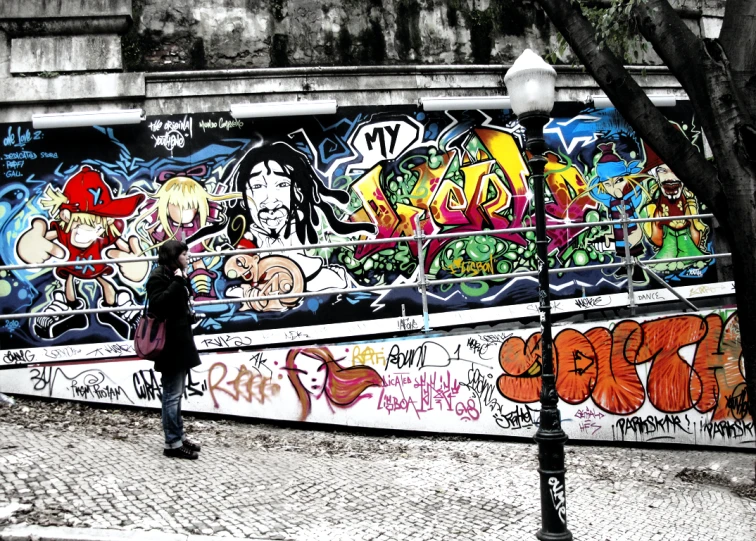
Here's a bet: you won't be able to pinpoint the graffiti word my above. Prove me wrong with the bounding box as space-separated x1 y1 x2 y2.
2 349 34 364
548 477 567 524
207 362 280 408
364 124 402 158
614 415 691 440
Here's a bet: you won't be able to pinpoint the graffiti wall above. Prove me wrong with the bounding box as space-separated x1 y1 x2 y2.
0 309 750 447
0 104 717 351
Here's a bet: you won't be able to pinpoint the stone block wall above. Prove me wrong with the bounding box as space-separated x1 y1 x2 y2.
124 0 726 71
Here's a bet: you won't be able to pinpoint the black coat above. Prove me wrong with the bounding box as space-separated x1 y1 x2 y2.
145 266 201 373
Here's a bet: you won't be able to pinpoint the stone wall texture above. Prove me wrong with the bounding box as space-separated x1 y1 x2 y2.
125 0 721 71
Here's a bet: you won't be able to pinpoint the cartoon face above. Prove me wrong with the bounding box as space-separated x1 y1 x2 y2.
245 160 292 236
292 352 327 397
168 203 197 227
224 254 261 283
70 221 104 248
600 176 630 198
655 164 683 201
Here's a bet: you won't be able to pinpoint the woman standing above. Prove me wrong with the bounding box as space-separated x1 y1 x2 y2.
145 239 202 459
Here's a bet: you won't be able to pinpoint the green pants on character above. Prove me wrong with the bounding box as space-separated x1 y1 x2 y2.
651 227 709 272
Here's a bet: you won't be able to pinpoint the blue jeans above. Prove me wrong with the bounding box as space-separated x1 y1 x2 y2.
161 369 187 449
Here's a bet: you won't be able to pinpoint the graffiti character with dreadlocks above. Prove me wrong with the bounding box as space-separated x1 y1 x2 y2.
221 142 376 310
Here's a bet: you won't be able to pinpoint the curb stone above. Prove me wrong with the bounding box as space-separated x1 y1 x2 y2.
0 525 272 541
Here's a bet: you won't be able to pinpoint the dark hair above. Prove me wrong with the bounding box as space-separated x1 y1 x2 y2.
224 142 377 246
158 239 188 270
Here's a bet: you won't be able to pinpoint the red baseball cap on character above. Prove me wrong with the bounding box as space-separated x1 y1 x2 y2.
60 166 144 218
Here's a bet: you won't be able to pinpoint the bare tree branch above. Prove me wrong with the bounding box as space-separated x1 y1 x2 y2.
532 0 725 222
633 1 755 181
719 0 756 115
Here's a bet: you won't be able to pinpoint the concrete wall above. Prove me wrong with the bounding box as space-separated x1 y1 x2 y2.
0 308 750 447
0 1 725 123
125 0 726 71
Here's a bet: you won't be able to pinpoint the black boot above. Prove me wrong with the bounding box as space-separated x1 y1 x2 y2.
33 291 88 339
97 290 141 339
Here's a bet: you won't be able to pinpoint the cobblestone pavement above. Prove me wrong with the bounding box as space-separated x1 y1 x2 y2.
0 398 755 541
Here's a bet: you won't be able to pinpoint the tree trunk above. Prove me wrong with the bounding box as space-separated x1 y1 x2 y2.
533 0 756 425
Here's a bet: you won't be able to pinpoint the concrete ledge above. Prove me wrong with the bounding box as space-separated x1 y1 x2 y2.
0 1 131 19
11 35 123 74
0 73 145 104
0 525 267 541
0 1 131 37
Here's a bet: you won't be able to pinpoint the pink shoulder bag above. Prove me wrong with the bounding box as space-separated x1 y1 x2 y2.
134 304 166 360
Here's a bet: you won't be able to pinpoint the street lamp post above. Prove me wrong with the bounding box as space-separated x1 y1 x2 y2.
505 49 573 541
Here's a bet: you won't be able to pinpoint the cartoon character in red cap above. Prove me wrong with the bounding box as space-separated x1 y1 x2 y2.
16 166 147 340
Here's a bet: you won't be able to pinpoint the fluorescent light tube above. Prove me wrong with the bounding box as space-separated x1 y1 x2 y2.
230 99 338 119
32 109 145 129
420 96 511 111
592 95 677 109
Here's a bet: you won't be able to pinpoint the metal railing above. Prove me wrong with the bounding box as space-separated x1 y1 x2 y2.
0 212 732 327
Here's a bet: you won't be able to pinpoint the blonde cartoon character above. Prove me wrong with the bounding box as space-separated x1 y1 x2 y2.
134 175 239 301
16 166 146 340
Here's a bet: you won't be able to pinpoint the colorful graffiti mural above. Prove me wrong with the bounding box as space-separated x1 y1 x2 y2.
0 105 716 350
0 309 749 447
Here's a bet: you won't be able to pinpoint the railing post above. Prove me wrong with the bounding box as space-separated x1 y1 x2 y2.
414 215 431 332
619 206 636 316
